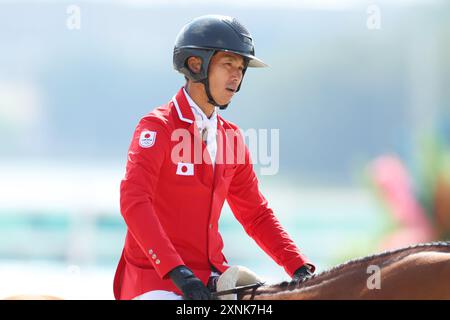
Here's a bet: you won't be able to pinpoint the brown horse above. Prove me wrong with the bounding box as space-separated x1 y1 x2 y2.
239 241 450 300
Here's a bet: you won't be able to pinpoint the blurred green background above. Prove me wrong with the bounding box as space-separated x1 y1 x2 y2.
0 0 449 299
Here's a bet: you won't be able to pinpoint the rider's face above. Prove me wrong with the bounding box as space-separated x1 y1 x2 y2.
207 51 245 106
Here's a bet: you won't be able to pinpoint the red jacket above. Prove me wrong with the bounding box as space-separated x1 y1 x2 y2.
113 87 313 300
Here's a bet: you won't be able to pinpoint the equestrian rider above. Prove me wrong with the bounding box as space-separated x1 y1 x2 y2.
113 15 315 300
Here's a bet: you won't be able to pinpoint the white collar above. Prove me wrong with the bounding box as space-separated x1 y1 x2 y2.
183 87 217 123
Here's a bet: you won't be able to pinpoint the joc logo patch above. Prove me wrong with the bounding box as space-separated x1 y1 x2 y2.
139 130 157 148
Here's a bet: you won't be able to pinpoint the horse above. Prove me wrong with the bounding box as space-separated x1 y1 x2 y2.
4 242 449 300
220 241 450 300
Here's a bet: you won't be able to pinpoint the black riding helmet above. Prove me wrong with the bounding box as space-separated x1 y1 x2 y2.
173 15 268 110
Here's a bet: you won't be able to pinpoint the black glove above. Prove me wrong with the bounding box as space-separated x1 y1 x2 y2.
207 275 220 293
169 265 212 300
290 264 314 285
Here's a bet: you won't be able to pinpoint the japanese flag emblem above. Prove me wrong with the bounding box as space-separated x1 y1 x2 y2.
139 130 157 148
176 162 194 176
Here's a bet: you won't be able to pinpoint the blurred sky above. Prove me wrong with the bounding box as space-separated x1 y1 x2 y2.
1 0 448 183
0 0 449 299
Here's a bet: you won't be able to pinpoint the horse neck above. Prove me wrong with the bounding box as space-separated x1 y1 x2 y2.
305 242 450 286
249 242 450 299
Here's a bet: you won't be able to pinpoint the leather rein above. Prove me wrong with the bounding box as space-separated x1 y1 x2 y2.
211 282 265 300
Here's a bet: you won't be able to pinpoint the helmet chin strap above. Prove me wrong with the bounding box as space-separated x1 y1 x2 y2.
192 55 249 111
200 78 230 110
206 61 248 110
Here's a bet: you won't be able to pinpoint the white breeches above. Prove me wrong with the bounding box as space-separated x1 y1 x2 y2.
132 271 220 300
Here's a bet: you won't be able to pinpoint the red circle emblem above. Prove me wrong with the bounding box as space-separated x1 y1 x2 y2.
181 165 188 173
144 133 150 138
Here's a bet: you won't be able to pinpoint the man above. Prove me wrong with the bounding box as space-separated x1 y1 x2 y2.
113 15 315 300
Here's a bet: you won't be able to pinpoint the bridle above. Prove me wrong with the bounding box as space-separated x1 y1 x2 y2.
211 282 265 300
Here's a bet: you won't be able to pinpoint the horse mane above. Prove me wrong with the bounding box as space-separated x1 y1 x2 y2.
254 241 450 296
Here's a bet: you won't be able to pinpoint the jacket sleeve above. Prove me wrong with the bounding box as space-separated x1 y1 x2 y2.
120 117 184 279
226 133 315 277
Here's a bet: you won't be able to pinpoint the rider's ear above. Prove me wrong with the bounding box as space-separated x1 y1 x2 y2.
186 56 202 74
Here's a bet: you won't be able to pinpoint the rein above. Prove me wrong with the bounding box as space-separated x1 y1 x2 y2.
211 282 265 300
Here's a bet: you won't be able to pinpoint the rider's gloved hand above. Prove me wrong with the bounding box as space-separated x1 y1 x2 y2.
290 264 314 285
169 265 212 300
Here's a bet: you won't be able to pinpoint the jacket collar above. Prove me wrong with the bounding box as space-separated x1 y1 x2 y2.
183 87 218 125
172 87 220 126
171 87 195 124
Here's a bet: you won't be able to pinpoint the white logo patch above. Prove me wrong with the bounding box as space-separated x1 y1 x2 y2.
176 162 194 176
139 130 157 148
